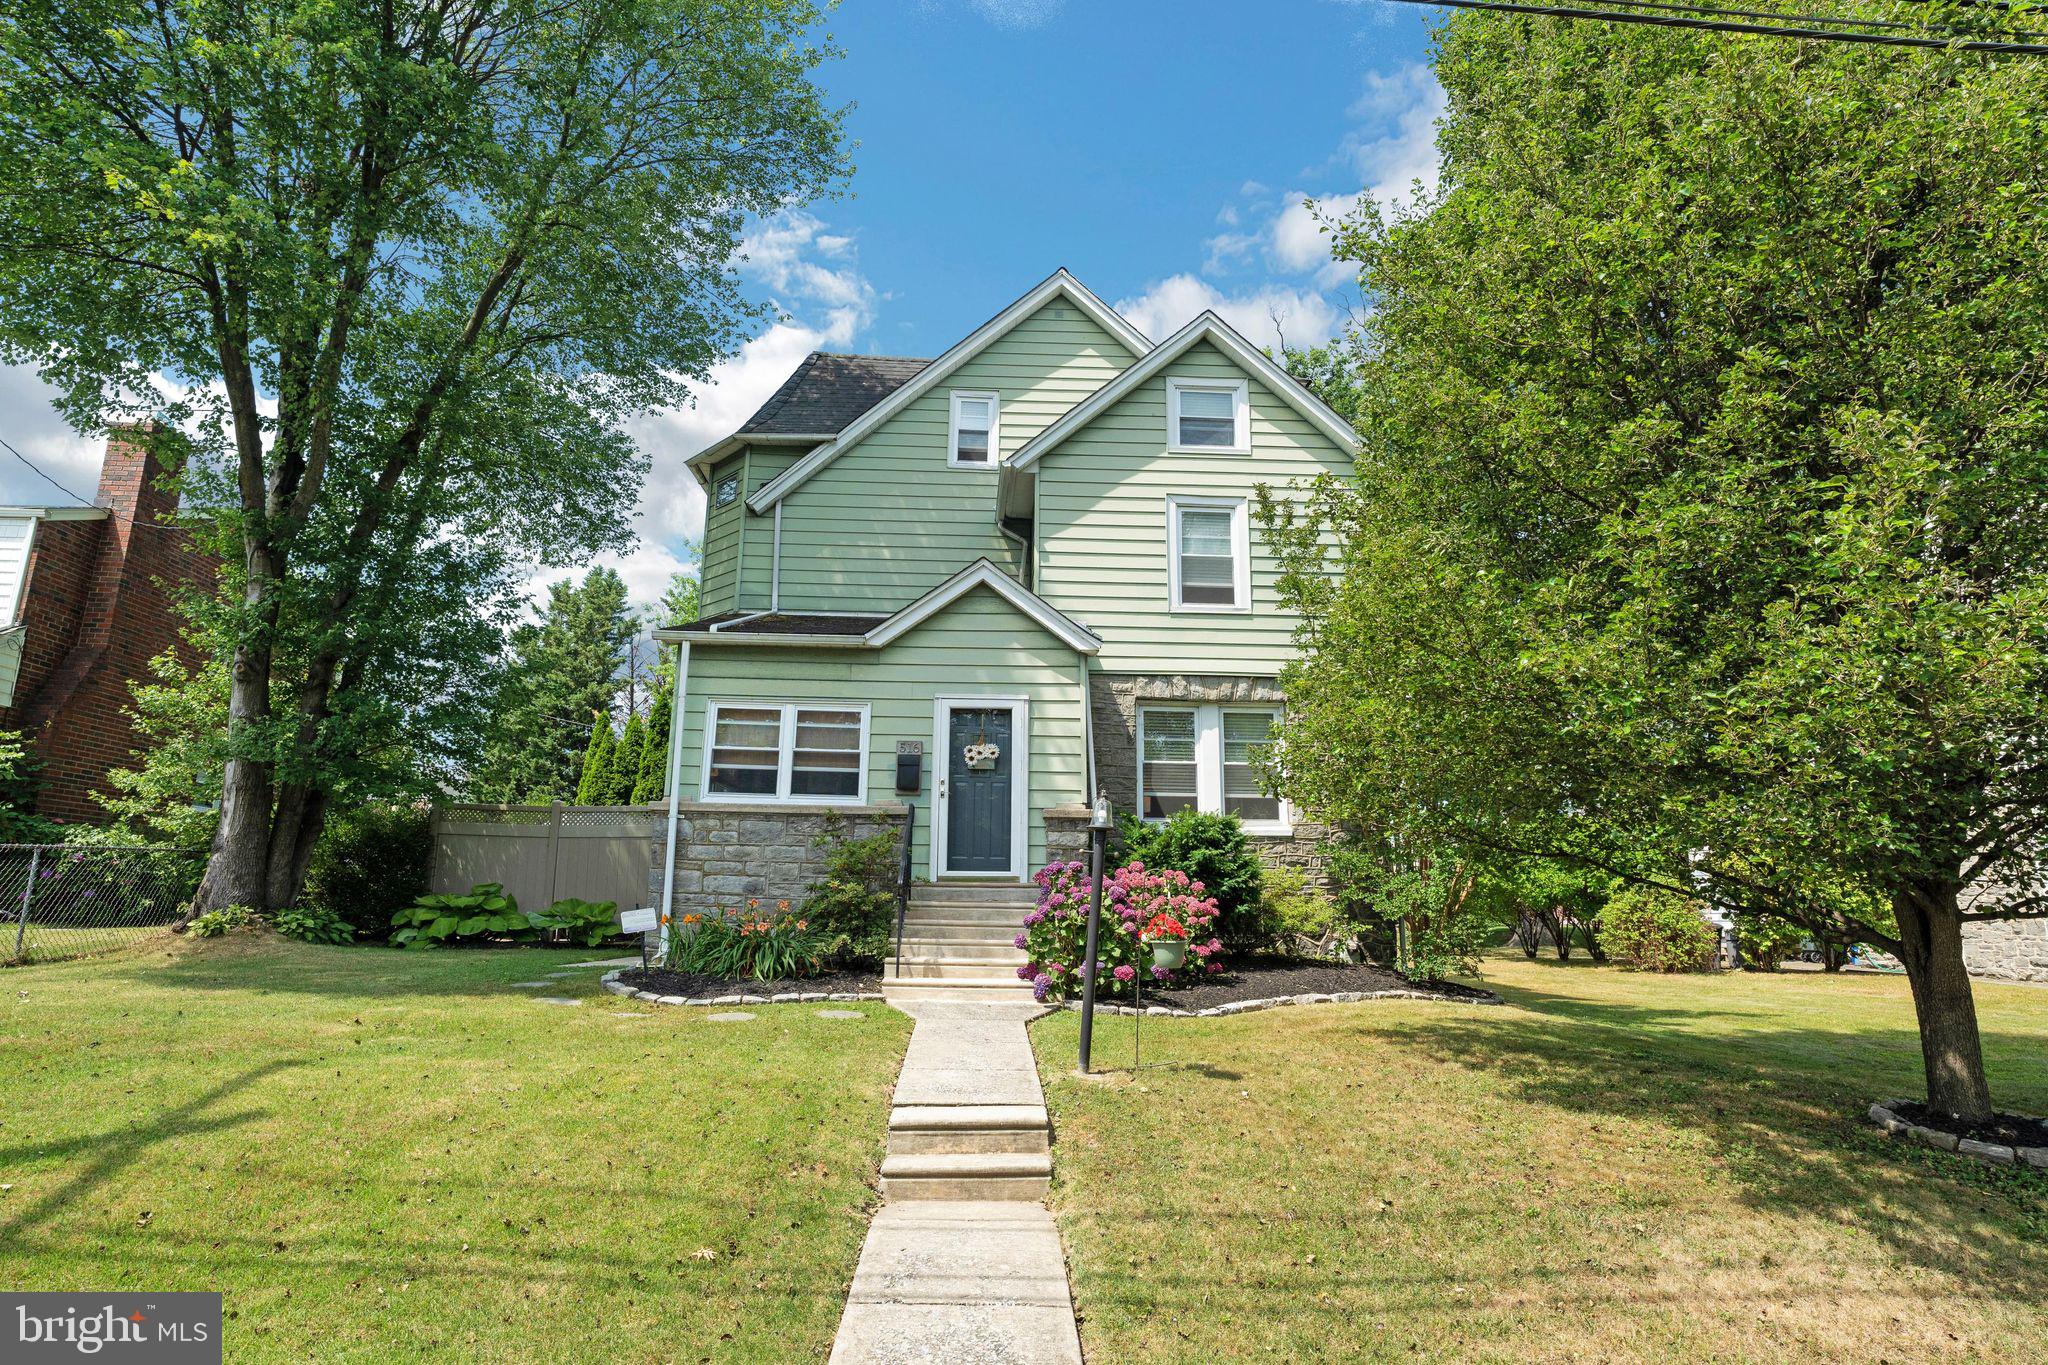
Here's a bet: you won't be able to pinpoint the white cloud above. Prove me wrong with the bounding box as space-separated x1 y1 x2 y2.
1113 275 1343 355
952 0 1063 28
1342 63 1446 215
0 364 103 507
738 211 877 321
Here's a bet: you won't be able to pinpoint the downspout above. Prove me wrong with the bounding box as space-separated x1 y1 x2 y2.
657 639 692 946
771 503 782 611
1079 657 1097 801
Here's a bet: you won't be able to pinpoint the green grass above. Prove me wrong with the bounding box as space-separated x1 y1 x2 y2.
1034 955 2048 1363
0 934 910 1362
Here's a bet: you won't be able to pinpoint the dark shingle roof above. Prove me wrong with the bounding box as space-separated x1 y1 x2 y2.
738 353 929 436
678 611 890 638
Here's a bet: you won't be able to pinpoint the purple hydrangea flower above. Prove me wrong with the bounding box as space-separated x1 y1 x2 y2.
1032 973 1052 1002
1152 965 1171 980
1113 964 1136 983
1013 932 1029 949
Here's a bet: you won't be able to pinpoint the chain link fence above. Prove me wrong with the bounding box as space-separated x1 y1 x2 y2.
0 844 202 965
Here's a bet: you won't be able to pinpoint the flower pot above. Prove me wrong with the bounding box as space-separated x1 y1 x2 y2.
1149 938 1187 971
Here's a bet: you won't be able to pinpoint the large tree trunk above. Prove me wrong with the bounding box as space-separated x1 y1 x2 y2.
1891 876 1994 1124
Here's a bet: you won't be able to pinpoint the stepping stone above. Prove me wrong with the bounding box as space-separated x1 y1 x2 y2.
534 996 582 1006
706 1011 756 1022
609 1012 649 1019
508 981 551 988
817 1009 866 1019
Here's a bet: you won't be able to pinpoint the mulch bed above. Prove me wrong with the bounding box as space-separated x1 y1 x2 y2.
1110 954 1496 1012
1887 1100 2048 1151
616 962 882 999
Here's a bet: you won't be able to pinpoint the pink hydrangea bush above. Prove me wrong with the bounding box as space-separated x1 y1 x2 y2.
1019 859 1222 1002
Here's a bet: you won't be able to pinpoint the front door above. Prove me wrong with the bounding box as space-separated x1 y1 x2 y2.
943 704 1014 875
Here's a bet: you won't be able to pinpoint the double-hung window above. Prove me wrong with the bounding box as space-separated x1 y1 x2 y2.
1138 704 1287 832
704 702 868 803
949 391 1000 467
1167 377 1249 453
1168 495 1250 612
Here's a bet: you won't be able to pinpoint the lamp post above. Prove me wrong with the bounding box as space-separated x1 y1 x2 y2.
1075 787 1111 1075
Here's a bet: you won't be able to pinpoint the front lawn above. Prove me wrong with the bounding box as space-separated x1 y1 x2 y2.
1 935 910 1362
1034 955 2048 1363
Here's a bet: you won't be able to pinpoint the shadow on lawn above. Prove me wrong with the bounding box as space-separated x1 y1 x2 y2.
99 939 628 1002
1361 979 2048 1287
0 1060 300 1241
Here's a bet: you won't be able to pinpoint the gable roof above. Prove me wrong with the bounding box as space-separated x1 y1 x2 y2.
746 269 1151 513
1005 310 1359 472
654 560 1100 655
739 353 929 435
865 559 1101 653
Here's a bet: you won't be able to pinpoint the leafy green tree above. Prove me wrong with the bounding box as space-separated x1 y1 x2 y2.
0 0 847 912
606 713 645 805
632 677 674 805
0 729 60 843
473 568 635 803
1264 16 2048 1120
575 717 615 807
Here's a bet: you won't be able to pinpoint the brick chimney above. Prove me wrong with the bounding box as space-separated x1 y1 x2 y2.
11 424 213 823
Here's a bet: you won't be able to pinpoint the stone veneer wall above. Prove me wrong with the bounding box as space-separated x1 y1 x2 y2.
1962 919 2048 984
1089 672 1335 892
651 799 909 920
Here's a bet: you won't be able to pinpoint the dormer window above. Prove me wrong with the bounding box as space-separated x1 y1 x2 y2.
949 391 999 467
1167 377 1250 453
713 474 740 508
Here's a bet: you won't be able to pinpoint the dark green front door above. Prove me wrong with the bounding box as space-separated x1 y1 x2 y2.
945 706 1013 873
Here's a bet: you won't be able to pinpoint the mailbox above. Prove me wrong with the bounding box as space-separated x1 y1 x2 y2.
895 741 924 794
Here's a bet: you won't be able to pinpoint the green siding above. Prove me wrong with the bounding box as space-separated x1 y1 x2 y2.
736 447 801 610
773 302 1138 613
1034 340 1354 673
698 452 747 616
678 584 1088 878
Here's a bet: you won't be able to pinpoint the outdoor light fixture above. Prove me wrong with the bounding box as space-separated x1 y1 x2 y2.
1077 787 1110 1074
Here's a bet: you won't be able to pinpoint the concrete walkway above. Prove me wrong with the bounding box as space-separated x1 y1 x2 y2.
830 1002 1083 1365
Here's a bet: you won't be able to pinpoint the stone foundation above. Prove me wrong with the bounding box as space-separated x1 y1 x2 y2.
1962 918 2048 984
1088 672 1335 891
651 799 909 920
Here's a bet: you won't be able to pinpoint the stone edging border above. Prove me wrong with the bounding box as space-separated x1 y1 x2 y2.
601 968 885 1008
1059 985 1503 1018
1865 1097 2048 1168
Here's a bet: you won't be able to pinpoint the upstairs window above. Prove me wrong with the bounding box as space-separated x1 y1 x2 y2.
949 391 1000 467
1167 377 1249 453
1167 496 1249 613
1138 704 1288 833
704 701 868 803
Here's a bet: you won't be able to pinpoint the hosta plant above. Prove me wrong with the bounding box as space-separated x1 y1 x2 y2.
389 883 530 948
273 903 355 945
531 897 619 948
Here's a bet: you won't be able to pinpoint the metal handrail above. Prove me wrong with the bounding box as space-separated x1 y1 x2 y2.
893 802 915 976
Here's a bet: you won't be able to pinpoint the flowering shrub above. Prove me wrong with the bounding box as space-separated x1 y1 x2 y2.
665 899 827 980
1020 860 1222 1002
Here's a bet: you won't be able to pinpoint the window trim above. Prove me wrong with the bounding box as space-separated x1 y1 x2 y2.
1137 703 1290 836
1166 376 1251 454
1166 495 1252 615
948 390 1001 469
700 700 870 805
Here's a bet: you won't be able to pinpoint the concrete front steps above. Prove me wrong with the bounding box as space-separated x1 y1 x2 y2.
883 883 1037 1004
877 1032 1053 1203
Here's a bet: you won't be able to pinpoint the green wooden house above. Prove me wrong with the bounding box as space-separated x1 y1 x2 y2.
650 270 1355 994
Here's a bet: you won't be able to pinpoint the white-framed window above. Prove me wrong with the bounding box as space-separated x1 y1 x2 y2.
713 474 741 508
1167 495 1250 613
1167 377 1250 453
1138 704 1288 833
703 701 868 804
949 391 1000 467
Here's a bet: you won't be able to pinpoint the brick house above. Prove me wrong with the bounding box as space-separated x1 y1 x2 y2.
0 426 214 824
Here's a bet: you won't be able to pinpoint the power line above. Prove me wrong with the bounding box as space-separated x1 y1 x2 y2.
1386 0 2048 54
0 434 96 507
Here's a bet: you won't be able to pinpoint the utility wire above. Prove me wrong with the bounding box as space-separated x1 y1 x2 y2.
0 434 96 507
1386 0 2048 53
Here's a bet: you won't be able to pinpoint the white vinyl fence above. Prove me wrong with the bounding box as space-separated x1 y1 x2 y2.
430 803 660 914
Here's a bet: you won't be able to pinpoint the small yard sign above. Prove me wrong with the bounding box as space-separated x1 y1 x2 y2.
618 907 658 934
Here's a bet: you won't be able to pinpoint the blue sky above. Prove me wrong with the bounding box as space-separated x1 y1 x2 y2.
0 0 1445 608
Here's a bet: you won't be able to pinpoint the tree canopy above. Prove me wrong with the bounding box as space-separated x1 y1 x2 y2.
0 0 847 909
1266 15 2048 1121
